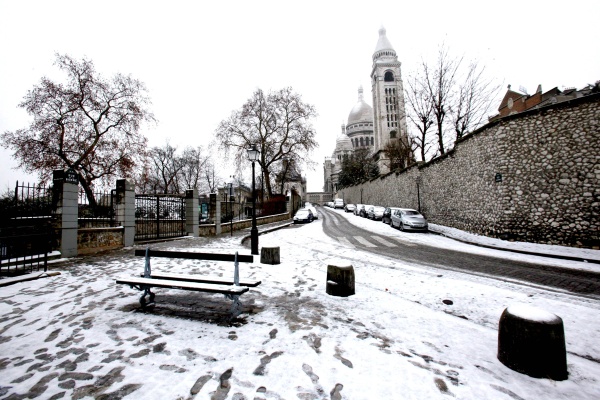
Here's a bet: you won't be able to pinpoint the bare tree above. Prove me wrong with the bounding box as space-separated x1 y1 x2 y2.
179 146 209 191
215 87 318 198
422 45 461 156
450 62 501 141
203 159 219 194
147 141 182 194
407 45 500 160
405 74 435 162
1 53 153 206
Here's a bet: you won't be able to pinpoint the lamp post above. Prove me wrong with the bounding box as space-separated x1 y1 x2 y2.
416 176 422 213
247 145 260 255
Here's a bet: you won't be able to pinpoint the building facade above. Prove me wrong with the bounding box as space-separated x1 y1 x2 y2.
323 26 408 190
370 26 408 173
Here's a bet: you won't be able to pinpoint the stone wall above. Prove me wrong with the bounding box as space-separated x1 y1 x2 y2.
340 94 600 248
78 227 124 255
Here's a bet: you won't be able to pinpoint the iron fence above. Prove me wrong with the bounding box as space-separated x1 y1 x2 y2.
135 193 186 241
0 182 54 275
78 189 117 228
0 231 50 275
0 182 55 228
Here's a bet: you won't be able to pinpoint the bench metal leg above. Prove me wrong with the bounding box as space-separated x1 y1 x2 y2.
230 295 242 318
139 287 155 309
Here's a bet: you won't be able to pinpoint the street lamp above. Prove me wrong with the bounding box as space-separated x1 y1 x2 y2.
247 145 260 255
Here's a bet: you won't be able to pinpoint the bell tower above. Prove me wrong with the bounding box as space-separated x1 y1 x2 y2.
370 26 408 174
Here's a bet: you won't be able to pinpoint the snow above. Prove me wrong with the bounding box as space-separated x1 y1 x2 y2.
505 304 561 324
0 215 599 399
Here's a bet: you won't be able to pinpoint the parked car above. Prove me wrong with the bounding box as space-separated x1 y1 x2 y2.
360 205 373 218
305 204 319 219
367 206 386 220
354 204 364 216
326 201 334 208
344 203 356 213
382 207 401 224
293 208 314 224
334 199 345 209
390 208 428 231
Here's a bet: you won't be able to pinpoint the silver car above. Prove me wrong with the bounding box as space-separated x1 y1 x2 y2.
367 206 386 220
390 208 428 231
354 204 364 216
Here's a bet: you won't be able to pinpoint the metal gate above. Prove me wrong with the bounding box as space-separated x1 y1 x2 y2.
135 194 186 241
0 182 54 275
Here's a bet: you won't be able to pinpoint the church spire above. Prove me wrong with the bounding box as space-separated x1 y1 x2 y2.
358 86 364 102
373 25 396 61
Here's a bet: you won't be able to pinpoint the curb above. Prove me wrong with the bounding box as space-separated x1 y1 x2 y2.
0 271 62 288
429 229 600 265
241 222 294 246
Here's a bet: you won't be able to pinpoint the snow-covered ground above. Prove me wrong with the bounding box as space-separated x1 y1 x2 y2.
0 217 599 399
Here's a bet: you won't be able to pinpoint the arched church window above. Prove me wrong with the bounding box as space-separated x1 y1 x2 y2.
390 130 397 139
360 137 364 146
384 71 394 82
371 137 374 145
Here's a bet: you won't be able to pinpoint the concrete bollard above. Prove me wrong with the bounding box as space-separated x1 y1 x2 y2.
326 260 355 297
497 304 567 380
260 246 280 264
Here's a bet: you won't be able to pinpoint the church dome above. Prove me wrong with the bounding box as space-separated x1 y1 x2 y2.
335 133 353 153
347 87 373 126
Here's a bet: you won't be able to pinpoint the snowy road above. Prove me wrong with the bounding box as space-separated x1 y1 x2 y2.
316 206 600 299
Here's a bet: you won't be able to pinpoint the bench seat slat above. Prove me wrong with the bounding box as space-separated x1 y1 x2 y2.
116 277 249 295
134 249 253 263
143 272 261 287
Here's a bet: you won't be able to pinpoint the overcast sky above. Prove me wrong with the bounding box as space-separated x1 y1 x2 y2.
1 0 598 192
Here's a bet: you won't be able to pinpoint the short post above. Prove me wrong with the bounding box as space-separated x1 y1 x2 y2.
325 260 355 297
52 170 78 258
260 246 280 264
115 179 135 247
497 304 567 380
185 189 199 237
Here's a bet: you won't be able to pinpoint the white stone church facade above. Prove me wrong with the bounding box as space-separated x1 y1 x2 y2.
324 27 408 192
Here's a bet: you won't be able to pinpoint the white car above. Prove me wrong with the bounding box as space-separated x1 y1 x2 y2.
334 199 345 209
305 205 319 219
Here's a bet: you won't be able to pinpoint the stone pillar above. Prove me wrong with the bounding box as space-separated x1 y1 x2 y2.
185 189 199 237
115 179 135 247
209 193 221 235
52 170 78 258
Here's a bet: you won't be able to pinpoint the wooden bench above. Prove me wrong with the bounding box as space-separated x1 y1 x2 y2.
116 248 260 317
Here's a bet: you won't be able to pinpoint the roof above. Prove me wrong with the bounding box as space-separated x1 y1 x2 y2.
347 87 373 126
374 26 394 53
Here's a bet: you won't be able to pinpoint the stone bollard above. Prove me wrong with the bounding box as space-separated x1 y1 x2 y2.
497 304 567 380
260 246 280 264
326 260 355 297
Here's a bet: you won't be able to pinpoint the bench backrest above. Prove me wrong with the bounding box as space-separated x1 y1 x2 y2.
134 249 253 263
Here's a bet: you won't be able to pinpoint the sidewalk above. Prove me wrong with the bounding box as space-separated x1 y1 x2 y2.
1 220 599 399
